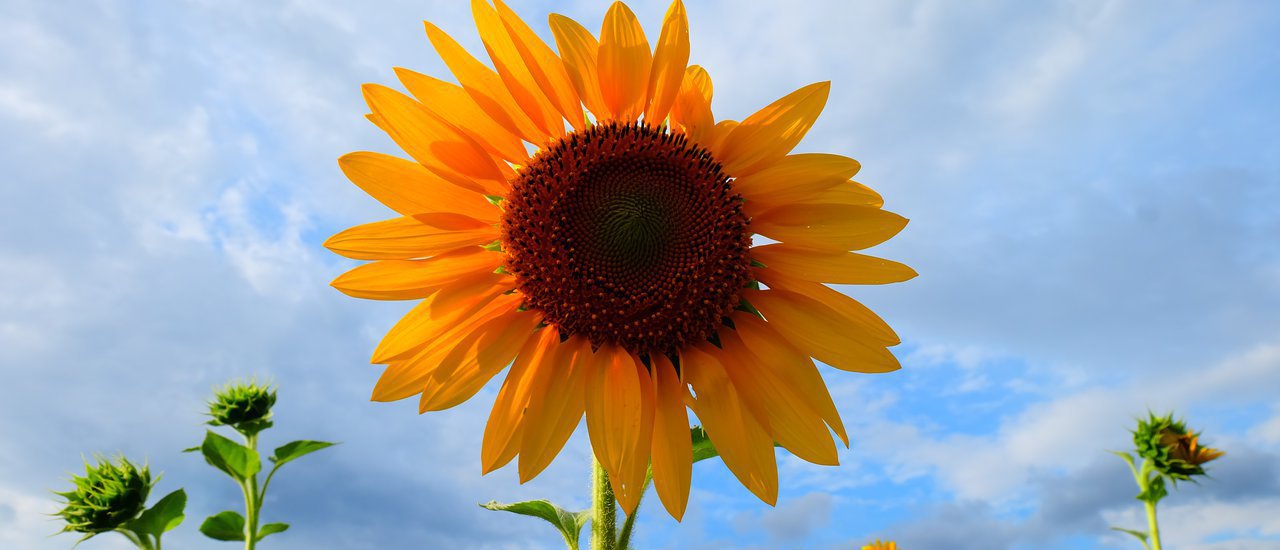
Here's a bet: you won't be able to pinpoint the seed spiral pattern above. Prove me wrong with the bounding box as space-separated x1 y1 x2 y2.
501 122 752 354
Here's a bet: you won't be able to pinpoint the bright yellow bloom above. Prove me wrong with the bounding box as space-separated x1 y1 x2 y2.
328 0 914 520
862 540 898 550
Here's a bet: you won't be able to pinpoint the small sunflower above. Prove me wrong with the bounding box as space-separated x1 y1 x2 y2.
862 540 898 550
329 0 914 520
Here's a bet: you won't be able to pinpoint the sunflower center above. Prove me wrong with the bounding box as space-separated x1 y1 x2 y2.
501 122 752 354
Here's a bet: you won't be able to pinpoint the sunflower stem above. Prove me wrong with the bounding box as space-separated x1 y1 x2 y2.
243 433 259 550
591 458 616 550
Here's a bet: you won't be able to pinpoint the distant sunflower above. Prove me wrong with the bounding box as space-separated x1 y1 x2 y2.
328 0 914 520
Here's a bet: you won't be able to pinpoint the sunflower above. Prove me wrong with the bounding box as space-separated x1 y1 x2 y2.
862 540 898 550
327 0 914 520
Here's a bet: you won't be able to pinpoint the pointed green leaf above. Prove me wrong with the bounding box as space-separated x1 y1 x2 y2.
1137 475 1167 504
691 426 781 464
270 440 336 468
258 522 290 539
199 511 246 541
181 446 200 453
199 431 261 481
691 426 718 463
1110 527 1151 549
480 500 587 550
124 489 186 538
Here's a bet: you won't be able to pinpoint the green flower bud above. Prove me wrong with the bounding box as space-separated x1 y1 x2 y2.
1134 411 1224 482
208 380 277 436
55 456 153 535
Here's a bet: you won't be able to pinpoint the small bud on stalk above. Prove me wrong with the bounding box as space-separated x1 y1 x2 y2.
55 456 152 536
208 380 277 438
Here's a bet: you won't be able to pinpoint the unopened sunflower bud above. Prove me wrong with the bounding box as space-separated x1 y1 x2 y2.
208 380 277 435
1134 412 1224 482
55 456 152 535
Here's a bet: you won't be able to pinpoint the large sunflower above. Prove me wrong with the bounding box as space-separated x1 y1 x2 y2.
328 0 914 520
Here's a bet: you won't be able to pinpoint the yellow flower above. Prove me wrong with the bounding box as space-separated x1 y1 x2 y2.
328 0 914 520
862 540 898 550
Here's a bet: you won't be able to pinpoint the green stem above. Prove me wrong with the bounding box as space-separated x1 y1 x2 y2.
590 458 616 550
1136 459 1161 550
1144 493 1162 550
243 433 260 550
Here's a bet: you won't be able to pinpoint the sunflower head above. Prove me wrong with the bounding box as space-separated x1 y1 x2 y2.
207 380 277 437
1134 412 1223 481
329 0 915 521
862 540 898 550
54 456 152 535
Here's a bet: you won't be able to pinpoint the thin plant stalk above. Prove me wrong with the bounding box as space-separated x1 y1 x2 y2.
591 459 616 550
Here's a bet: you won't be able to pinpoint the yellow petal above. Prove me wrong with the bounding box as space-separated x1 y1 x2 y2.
669 65 713 141
337 152 495 221
418 309 541 411
362 84 509 195
752 204 909 251
371 294 520 401
754 269 900 344
746 288 901 373
482 328 559 474
324 216 499 261
649 353 691 521
424 21 548 144
703 119 738 157
751 244 917 285
330 247 503 301
732 153 860 206
682 343 778 505
492 0 586 132
548 14 609 121
644 0 689 125
584 346 654 514
370 290 508 364
597 1 651 121
718 82 830 176
395 67 529 162
731 313 848 446
518 336 590 482
718 328 838 465
471 0 564 140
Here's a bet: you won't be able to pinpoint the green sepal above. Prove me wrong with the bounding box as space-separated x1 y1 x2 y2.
749 259 767 268
483 240 504 252
485 195 505 206
258 522 290 539
735 298 764 319
270 440 336 468
480 500 589 550
123 489 186 538
199 510 246 541
199 430 261 482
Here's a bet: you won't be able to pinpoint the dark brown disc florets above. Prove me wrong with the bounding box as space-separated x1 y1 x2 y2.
501 122 752 354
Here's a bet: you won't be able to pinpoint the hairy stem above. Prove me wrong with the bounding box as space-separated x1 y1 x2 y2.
591 459 616 550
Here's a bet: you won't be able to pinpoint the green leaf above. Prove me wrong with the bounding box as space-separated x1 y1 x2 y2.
480 500 588 550
691 426 782 464
181 446 200 453
270 440 336 468
124 489 186 538
691 426 719 464
199 430 261 482
199 511 246 541
1110 527 1151 549
1137 475 1167 504
258 522 290 539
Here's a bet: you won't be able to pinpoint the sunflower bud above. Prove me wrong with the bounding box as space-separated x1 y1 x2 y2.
55 456 152 535
1134 412 1224 482
208 380 277 436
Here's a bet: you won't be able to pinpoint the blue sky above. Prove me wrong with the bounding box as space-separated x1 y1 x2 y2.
2 0 1279 548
